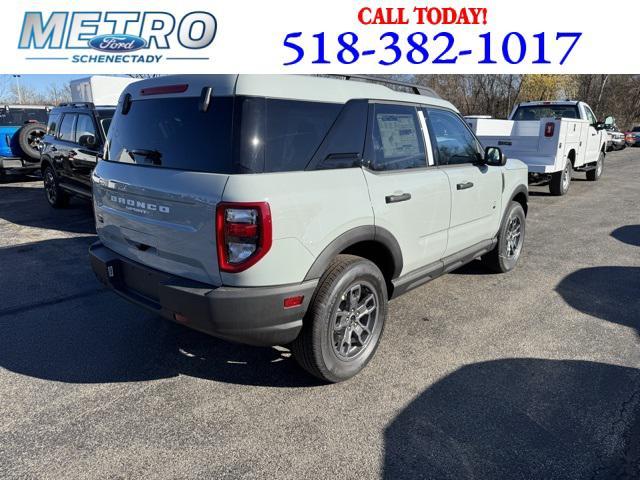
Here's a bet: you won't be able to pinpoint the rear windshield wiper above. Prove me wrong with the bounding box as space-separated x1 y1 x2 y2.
127 148 162 165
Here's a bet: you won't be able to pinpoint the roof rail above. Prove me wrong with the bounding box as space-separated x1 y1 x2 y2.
58 102 96 109
327 74 441 98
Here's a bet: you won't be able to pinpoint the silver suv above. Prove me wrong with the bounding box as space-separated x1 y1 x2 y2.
89 75 528 382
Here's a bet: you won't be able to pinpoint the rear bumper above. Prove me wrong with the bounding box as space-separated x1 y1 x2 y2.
89 242 317 346
0 156 39 172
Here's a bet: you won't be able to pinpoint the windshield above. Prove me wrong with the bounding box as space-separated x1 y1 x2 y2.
512 105 579 121
0 107 48 126
632 127 640 132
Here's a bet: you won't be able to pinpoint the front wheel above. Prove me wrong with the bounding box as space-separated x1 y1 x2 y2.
290 255 387 383
549 157 572 196
586 152 604 181
482 202 526 273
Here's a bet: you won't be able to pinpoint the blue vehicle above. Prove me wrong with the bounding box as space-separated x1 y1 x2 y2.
0 105 50 177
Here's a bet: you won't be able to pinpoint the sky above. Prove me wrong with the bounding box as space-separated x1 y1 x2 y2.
5 74 126 93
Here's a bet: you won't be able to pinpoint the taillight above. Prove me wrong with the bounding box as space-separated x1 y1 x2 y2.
216 202 272 273
544 122 555 137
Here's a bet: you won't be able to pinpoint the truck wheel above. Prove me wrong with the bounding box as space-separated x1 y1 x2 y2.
43 165 69 208
17 123 46 160
549 157 572 196
482 202 526 273
290 254 387 383
586 152 604 181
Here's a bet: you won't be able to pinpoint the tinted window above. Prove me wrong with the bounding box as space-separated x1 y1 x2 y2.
58 114 76 142
311 100 368 169
633 127 640 132
512 105 579 120
236 98 342 173
47 113 60 135
427 109 481 165
370 104 426 171
106 97 234 173
0 107 49 126
75 114 96 140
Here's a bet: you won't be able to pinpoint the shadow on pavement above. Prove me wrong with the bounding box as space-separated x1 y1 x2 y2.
384 358 640 480
0 184 95 235
611 225 640 247
555 266 640 333
0 237 319 388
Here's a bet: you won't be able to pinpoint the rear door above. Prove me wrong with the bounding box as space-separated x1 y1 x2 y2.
362 103 450 275
425 107 502 257
54 113 77 184
93 90 236 286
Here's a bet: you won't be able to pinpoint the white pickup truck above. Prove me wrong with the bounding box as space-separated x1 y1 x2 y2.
466 101 607 195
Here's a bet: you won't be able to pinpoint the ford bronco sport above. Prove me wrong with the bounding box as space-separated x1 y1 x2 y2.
89 75 528 382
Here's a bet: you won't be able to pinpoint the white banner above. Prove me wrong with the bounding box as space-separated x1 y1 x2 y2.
3 0 638 73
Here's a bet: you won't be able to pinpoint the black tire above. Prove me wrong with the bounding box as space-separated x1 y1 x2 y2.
482 202 526 273
586 151 604 181
17 123 46 160
549 157 572 196
290 254 387 383
43 165 69 208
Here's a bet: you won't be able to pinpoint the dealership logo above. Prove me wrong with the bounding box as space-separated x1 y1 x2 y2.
88 34 146 53
18 11 216 64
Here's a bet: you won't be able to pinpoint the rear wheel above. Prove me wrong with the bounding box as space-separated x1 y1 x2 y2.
586 151 604 181
43 166 69 208
549 157 572 196
291 255 387 383
482 202 526 273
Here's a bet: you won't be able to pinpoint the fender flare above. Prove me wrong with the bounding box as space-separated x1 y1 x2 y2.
303 225 403 281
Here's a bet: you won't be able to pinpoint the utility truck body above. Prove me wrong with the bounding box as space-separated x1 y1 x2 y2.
466 101 607 195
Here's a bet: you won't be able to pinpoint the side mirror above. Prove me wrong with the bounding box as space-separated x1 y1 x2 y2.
594 122 607 131
78 134 97 148
485 146 506 166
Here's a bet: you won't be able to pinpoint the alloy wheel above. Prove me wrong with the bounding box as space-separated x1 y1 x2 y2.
505 215 522 259
332 282 378 359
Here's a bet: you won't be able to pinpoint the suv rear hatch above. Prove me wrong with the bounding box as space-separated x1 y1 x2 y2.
93 78 238 286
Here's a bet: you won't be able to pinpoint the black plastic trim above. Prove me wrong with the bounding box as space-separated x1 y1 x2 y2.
89 242 318 346
303 225 403 281
391 238 496 299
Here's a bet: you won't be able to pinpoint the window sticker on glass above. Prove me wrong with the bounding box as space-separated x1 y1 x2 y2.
376 114 420 158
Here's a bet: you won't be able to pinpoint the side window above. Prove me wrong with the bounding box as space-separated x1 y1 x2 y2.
75 114 97 143
57 114 76 142
46 113 60 135
584 107 597 125
426 109 481 166
370 104 426 171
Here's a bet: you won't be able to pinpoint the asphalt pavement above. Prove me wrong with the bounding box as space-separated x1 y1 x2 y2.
1 149 639 479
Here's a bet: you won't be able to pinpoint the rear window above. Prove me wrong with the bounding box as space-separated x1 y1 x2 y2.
0 107 49 126
105 96 342 174
512 105 579 121
633 127 640 132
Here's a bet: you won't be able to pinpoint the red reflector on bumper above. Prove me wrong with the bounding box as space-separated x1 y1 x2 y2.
283 295 304 309
174 313 189 323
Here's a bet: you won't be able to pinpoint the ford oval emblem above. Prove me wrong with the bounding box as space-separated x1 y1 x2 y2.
89 34 146 52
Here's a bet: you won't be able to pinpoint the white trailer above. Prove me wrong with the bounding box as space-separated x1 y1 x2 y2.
466 101 608 196
69 76 136 106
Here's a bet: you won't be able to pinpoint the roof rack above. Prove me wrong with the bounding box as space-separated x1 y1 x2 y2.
58 102 96 109
327 75 441 99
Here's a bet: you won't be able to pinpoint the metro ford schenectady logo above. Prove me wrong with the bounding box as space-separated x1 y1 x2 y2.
18 11 216 64
88 34 146 53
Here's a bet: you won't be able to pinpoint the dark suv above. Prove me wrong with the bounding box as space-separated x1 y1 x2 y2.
40 103 114 207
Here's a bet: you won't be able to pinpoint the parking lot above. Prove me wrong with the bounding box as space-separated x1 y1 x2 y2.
1 148 639 479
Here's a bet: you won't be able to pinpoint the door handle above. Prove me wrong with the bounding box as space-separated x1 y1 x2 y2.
385 193 411 204
456 181 474 190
